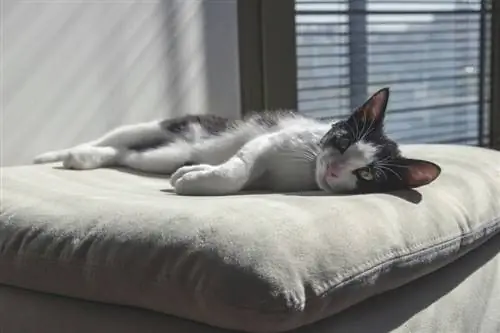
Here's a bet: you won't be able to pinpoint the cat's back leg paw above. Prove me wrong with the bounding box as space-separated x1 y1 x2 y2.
34 150 70 164
62 146 120 170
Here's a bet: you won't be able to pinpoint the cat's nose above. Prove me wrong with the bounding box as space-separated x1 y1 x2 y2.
327 162 343 177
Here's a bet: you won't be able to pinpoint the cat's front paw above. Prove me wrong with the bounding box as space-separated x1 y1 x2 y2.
171 163 245 196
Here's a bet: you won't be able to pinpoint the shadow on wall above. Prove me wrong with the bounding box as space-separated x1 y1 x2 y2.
2 0 240 166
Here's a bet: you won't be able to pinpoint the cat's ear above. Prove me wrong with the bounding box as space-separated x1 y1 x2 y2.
352 87 390 123
396 158 442 188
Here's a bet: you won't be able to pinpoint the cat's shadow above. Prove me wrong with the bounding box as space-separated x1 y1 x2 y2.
284 189 423 204
160 188 423 204
53 166 422 204
53 166 171 180
109 167 172 179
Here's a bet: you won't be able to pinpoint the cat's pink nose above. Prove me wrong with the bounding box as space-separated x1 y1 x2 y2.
327 163 342 177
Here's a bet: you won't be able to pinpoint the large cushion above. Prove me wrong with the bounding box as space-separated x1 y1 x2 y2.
1 144 500 332
2 232 500 333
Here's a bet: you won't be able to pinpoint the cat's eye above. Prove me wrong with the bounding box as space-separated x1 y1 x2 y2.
337 138 350 150
358 168 374 181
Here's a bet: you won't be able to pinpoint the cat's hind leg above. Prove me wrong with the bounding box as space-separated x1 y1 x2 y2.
119 121 269 176
61 146 122 170
33 145 122 169
33 121 167 168
40 139 192 174
117 141 192 174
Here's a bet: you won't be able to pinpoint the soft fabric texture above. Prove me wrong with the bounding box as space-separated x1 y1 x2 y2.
1 144 500 332
1 232 500 333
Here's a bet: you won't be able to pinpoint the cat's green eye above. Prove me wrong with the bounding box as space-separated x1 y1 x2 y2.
358 168 374 181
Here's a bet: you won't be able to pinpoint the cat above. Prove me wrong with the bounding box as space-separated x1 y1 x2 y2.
33 88 441 196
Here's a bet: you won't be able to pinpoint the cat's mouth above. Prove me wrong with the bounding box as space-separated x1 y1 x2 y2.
328 171 339 178
326 163 342 178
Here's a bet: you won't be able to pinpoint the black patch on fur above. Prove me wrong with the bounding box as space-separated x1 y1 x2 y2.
247 110 298 128
131 113 298 152
159 115 235 135
130 115 235 152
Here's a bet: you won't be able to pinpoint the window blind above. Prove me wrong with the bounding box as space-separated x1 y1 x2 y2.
296 0 492 145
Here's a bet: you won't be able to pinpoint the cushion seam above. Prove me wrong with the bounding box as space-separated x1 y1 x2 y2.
1 216 499 315
222 216 500 312
321 216 500 295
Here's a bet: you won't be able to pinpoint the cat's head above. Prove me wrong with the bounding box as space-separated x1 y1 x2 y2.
315 87 441 194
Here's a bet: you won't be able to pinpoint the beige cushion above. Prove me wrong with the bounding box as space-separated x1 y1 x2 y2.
1 144 500 332
2 232 500 333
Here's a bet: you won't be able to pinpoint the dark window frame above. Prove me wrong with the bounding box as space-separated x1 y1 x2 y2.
491 1 500 149
237 0 298 114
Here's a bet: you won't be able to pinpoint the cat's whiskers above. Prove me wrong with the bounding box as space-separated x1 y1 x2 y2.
378 162 411 169
358 117 367 141
352 116 361 141
344 122 356 142
280 146 318 163
377 156 392 163
374 156 397 167
373 166 388 180
302 151 318 162
374 164 403 180
359 117 375 142
359 128 374 143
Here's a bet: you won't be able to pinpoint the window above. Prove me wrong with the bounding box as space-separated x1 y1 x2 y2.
296 0 492 145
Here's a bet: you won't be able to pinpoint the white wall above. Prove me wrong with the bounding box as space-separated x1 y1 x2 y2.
1 0 241 166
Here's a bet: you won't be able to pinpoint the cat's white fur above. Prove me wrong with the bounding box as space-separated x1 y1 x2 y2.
34 116 377 195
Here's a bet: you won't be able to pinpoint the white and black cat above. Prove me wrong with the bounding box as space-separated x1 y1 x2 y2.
33 88 441 195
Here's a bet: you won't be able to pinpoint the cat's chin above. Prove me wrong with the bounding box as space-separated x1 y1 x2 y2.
315 176 332 193
315 172 361 194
